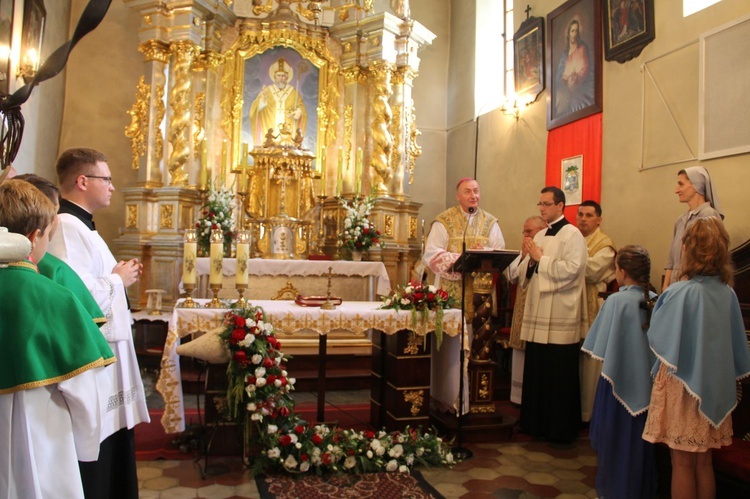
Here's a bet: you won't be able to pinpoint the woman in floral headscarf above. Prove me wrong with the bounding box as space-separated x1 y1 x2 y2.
663 166 724 288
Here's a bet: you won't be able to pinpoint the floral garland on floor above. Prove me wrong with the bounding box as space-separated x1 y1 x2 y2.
380 280 455 350
219 305 454 476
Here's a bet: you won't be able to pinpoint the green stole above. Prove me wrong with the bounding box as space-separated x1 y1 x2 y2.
0 262 115 394
38 253 106 326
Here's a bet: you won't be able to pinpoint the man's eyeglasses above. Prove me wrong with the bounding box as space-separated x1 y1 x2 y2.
85 175 113 185
536 201 556 207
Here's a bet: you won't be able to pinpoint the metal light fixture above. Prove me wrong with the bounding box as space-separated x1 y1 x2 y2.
17 49 39 84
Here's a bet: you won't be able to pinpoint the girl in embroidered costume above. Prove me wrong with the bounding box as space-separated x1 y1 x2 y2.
643 218 750 499
582 245 658 499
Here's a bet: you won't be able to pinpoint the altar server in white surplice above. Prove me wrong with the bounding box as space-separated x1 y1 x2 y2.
48 148 149 499
519 186 588 443
0 180 115 499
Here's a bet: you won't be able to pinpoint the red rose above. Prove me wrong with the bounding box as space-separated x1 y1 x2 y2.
263 357 274 368
363 228 370 234
267 374 276 384
279 377 288 386
322 452 333 465
234 351 247 365
279 434 292 446
234 316 246 327
211 223 218 230
246 376 256 385
364 430 375 439
346 449 355 456
278 406 290 417
301 453 309 461
437 289 449 300
311 434 323 445
294 425 305 435
376 230 381 235
232 328 246 341
195 222 200 227
209 212 215 217
355 242 363 248
427 292 436 301
255 311 263 321
413 292 425 301
276 340 282 350
372 238 379 244
202 210 208 216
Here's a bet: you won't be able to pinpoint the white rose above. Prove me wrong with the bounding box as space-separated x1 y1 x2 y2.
376 446 386 456
300 461 310 472
446 452 454 464
246 402 256 412
267 424 278 434
281 370 288 377
416 447 424 457
404 286 413 293
295 442 302 449
274 379 282 387
388 444 404 458
238 334 255 347
251 354 263 364
370 440 381 451
397 435 405 444
344 219 352 228
406 454 414 466
267 447 280 459
366 450 373 459
400 298 411 306
288 377 296 385
256 377 267 387
399 465 409 473
246 384 256 394
385 459 398 472
283 455 298 469
251 413 263 421
344 456 356 469
255 367 266 377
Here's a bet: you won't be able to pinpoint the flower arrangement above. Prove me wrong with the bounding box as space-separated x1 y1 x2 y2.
380 280 455 349
219 306 454 476
337 196 383 258
196 183 235 256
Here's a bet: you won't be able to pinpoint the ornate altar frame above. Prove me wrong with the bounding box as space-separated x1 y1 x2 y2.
117 1 435 309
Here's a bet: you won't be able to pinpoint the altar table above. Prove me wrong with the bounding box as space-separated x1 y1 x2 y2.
156 299 467 434
191 258 391 301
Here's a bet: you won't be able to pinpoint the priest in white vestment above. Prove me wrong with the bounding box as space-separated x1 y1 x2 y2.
518 186 587 443
48 148 149 499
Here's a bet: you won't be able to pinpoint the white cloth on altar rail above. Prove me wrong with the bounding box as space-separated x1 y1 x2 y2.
156 300 465 433
187 258 392 296
0 368 110 499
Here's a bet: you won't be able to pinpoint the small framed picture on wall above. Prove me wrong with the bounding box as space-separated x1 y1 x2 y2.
603 0 655 63
562 155 583 206
514 16 545 103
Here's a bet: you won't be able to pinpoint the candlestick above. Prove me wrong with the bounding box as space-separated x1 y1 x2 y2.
199 139 208 189
320 265 337 310
336 147 343 196
178 228 199 308
355 147 362 197
206 228 224 308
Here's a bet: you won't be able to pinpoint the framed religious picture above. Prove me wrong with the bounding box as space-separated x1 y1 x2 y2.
241 46 319 152
0 0 13 94
20 0 45 78
561 155 583 206
546 0 602 130
514 16 545 103
603 0 655 63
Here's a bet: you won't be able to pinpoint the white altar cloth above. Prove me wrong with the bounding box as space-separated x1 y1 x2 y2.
156 299 466 433
191 258 391 297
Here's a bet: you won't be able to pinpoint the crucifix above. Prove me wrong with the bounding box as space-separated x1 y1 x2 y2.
272 160 295 216
525 4 532 20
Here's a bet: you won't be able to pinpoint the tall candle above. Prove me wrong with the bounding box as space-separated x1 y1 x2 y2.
199 139 208 189
336 147 343 196
182 229 198 285
320 146 327 197
235 230 250 285
220 140 228 186
209 228 224 286
355 147 363 196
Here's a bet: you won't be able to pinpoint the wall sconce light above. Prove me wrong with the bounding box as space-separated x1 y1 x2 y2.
500 94 535 121
17 49 39 84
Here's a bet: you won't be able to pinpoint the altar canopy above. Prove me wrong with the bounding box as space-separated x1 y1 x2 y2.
116 1 436 310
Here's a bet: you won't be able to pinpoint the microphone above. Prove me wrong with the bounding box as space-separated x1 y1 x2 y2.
462 206 476 253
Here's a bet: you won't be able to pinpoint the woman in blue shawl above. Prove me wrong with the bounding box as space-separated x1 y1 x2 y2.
643 218 750 499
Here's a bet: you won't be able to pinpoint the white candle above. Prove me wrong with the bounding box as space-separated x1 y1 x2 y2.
209 229 223 286
235 241 249 285
183 241 197 285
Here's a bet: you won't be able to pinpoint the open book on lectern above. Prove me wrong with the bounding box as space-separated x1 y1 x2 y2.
450 249 520 274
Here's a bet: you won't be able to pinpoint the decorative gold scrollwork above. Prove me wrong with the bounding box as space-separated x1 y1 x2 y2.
403 389 424 416
406 105 422 185
160 204 174 229
384 214 394 237
409 216 418 239
369 62 394 195
167 42 198 186
403 332 421 355
193 92 206 160
126 204 139 229
125 76 150 170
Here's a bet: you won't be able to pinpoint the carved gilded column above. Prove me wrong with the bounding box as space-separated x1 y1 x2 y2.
167 42 199 187
369 61 394 196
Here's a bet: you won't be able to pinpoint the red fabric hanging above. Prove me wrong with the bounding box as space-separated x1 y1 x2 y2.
545 113 603 222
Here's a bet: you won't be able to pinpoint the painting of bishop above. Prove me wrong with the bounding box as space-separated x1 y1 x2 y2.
243 47 319 151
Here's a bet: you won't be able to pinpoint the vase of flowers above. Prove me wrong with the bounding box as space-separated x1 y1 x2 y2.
380 280 455 349
337 196 383 260
196 183 235 257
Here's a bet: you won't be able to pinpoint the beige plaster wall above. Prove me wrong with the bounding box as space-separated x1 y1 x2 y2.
446 0 750 289
58 0 143 247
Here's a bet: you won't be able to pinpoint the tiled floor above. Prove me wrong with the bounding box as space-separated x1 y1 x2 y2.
138 388 599 498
